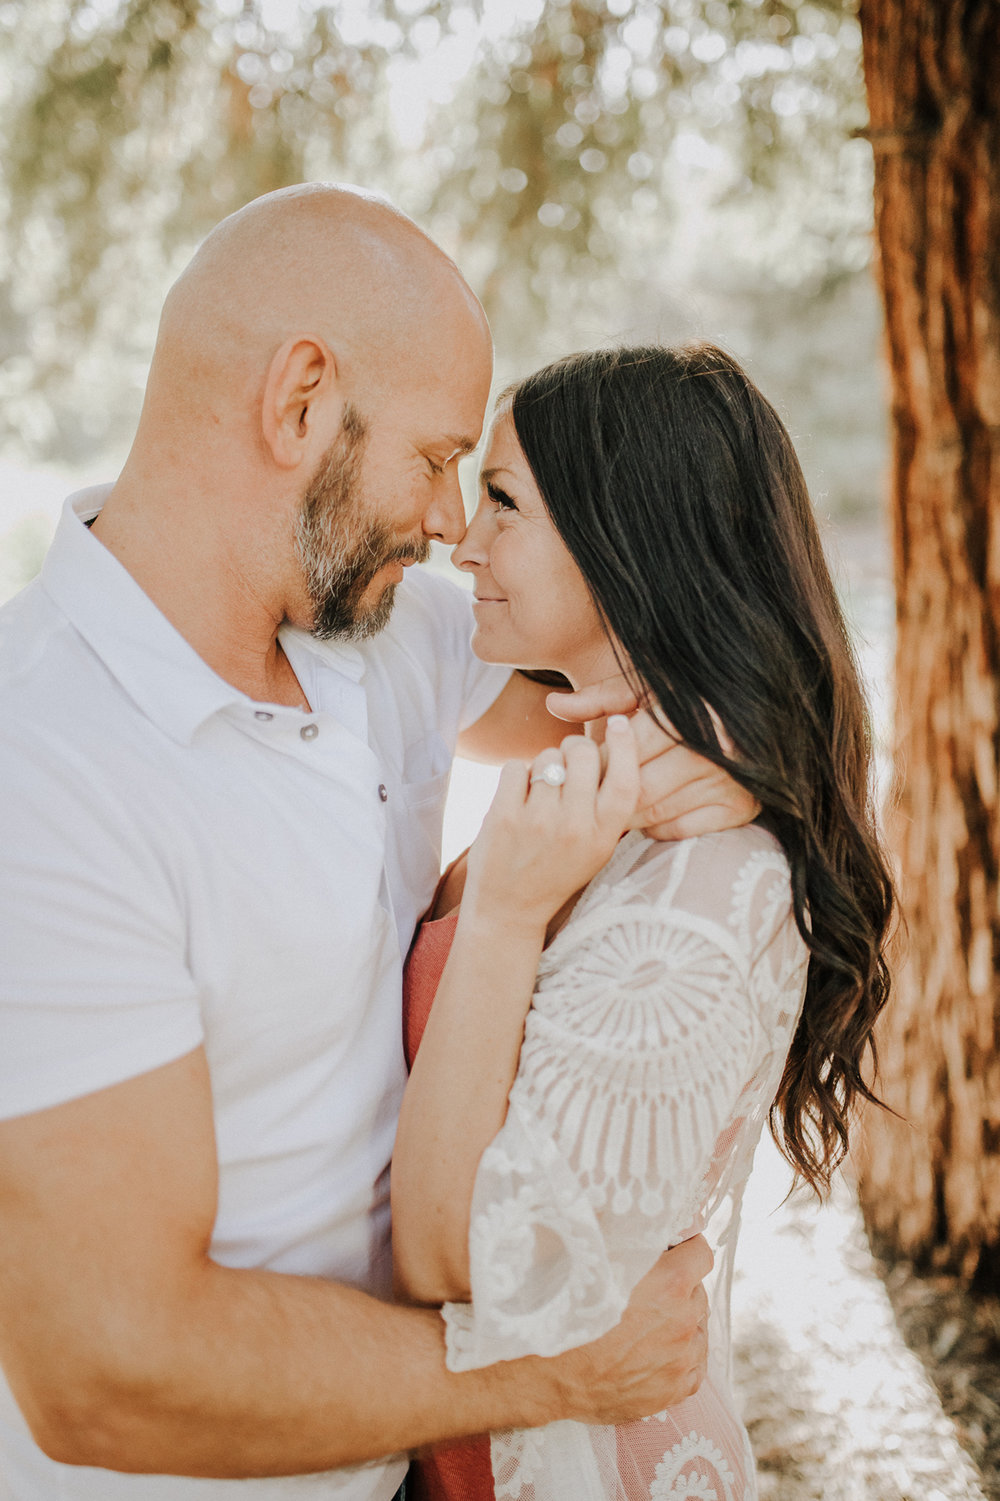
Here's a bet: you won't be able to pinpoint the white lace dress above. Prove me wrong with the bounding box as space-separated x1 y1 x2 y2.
441 824 809 1501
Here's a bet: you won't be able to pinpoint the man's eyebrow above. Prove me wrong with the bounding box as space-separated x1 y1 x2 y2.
442 435 479 456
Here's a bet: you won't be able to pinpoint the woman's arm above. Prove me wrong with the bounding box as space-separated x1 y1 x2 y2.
391 906 545 1303
391 720 641 1306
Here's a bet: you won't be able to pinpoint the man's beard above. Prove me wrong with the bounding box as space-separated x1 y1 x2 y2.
295 405 430 642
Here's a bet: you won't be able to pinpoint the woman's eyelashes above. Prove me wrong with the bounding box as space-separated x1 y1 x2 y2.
486 481 517 511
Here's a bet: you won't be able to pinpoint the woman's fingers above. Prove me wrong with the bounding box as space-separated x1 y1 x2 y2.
527 746 568 796
597 714 641 826
528 729 638 832
484 758 530 822
558 736 602 817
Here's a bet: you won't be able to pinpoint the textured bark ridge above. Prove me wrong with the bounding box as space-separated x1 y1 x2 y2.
856 0 1000 1283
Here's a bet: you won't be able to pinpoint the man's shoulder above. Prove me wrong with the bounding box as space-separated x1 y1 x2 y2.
0 579 80 716
0 578 126 770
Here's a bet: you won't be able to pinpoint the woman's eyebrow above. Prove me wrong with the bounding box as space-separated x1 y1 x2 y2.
479 466 516 484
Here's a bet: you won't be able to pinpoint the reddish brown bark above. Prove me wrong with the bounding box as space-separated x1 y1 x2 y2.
855 0 1000 1283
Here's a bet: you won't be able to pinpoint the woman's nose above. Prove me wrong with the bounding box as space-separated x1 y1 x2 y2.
452 498 492 572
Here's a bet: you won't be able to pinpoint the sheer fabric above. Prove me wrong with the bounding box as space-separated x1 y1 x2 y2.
441 825 809 1501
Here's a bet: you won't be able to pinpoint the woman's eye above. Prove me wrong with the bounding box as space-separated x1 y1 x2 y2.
486 482 517 512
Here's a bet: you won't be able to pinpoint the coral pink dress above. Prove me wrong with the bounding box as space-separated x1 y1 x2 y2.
401 828 810 1501
403 906 493 1501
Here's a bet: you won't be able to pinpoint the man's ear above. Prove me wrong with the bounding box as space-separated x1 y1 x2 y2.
261 335 340 469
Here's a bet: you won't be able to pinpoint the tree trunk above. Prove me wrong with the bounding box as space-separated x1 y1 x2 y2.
855 0 1000 1284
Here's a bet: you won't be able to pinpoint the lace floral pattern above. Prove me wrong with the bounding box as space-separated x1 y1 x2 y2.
442 825 809 1501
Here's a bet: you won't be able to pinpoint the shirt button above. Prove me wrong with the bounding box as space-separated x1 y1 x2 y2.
300 723 319 741
254 711 273 722
378 783 389 803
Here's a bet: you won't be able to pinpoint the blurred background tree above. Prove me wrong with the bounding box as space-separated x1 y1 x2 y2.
0 0 882 523
855 0 1000 1291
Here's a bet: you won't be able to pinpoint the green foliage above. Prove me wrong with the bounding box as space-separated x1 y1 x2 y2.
0 0 876 505
418 0 868 346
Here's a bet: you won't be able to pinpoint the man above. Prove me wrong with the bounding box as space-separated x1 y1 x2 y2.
0 184 752 1498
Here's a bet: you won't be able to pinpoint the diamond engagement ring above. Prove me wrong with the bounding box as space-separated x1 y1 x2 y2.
531 761 567 788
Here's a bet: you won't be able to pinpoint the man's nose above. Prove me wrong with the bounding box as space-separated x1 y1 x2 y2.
423 470 467 546
452 497 492 571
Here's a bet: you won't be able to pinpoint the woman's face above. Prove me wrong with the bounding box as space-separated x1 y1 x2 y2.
452 412 616 685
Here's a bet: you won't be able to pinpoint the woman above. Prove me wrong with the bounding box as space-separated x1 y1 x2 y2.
391 344 894 1501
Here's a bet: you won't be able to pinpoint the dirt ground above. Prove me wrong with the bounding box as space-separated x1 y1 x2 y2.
731 1138 997 1501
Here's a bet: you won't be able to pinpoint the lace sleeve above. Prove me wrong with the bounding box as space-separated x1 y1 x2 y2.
442 826 806 1371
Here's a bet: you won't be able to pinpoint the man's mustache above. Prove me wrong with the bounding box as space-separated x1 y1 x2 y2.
385 538 432 567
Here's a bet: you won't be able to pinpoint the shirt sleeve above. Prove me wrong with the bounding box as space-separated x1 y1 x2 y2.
442 830 807 1371
0 743 203 1120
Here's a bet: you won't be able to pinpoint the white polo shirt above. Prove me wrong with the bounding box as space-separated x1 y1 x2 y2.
0 490 510 1501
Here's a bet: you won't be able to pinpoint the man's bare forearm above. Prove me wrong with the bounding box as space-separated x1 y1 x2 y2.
0 1055 559 1479
13 1261 557 1478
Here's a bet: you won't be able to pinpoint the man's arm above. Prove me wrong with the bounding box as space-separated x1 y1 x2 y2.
457 672 760 839
457 670 569 764
0 1047 710 1478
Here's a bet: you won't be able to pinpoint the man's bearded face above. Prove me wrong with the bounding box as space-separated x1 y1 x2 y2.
294 405 430 642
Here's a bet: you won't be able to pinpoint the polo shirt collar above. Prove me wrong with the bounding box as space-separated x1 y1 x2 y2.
40 488 366 746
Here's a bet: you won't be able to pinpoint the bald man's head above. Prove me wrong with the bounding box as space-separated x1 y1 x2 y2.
150 182 490 423
121 184 492 642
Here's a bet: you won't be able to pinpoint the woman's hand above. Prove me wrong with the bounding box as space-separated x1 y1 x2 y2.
463 713 640 935
546 678 760 840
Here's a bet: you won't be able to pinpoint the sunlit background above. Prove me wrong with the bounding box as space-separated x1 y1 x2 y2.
4 2 988 1496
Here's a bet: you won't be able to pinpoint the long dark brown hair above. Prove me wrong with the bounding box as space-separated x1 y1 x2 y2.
506 343 894 1194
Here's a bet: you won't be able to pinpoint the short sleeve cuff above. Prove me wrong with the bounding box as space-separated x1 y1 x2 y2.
441 1300 479 1373
0 1010 205 1121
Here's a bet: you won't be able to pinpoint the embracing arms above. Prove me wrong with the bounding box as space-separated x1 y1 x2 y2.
0 1035 710 1477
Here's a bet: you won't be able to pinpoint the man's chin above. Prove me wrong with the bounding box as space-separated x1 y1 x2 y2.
351 582 398 640
310 580 398 643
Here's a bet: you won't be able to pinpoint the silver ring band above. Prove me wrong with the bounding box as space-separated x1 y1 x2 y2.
530 761 567 788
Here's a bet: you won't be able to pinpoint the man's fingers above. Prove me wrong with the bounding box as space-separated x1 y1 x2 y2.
634 745 710 817
632 777 761 840
636 768 731 825
653 1234 714 1297
640 804 760 842
546 676 641 724
630 705 681 763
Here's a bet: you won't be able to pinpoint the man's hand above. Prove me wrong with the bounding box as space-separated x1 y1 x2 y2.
547 679 760 841
547 1236 712 1424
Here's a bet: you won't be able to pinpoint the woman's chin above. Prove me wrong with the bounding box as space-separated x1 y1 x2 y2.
470 626 570 677
472 641 515 665
470 627 516 666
